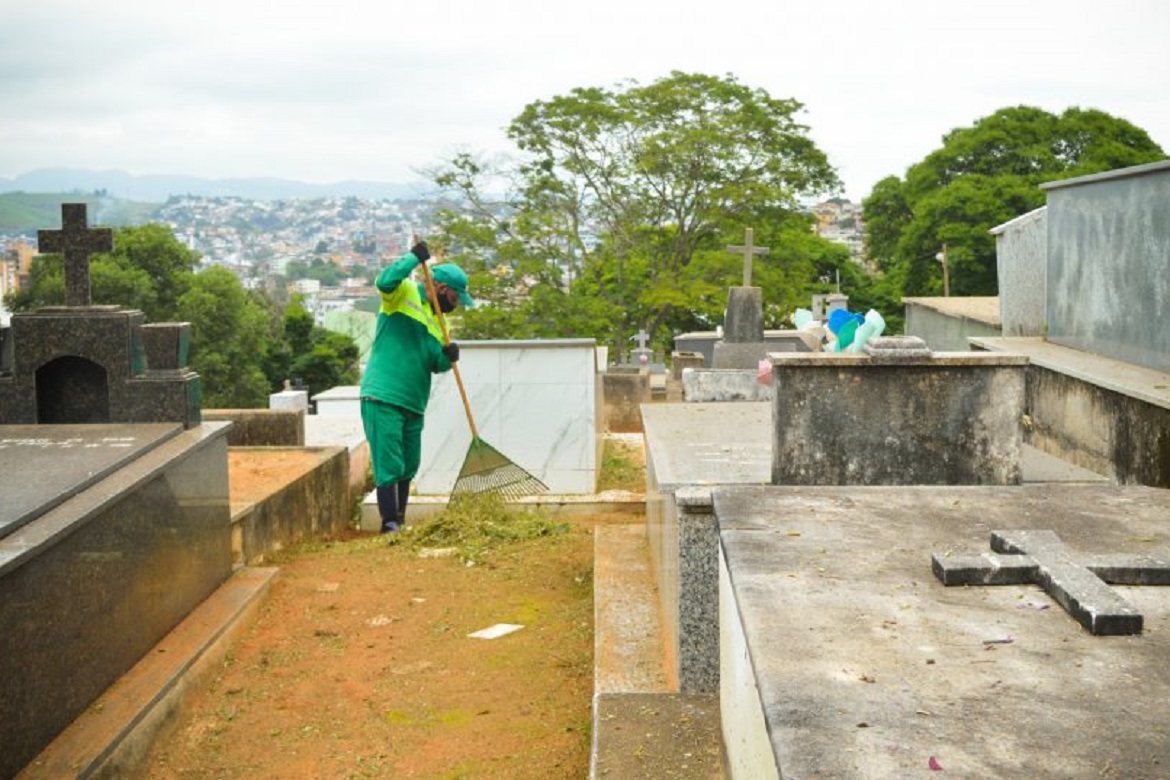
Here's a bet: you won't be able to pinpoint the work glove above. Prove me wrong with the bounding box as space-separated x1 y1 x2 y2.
411 240 430 262
442 342 460 363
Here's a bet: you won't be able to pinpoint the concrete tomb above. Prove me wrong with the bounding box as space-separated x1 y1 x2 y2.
770 338 1028 486
716 483 1170 779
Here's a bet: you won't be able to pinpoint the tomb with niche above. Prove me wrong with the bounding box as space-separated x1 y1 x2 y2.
0 203 201 428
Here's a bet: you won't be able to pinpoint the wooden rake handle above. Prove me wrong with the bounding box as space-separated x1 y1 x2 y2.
416 245 479 438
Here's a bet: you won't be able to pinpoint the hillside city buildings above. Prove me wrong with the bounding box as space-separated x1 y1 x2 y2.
0 195 865 326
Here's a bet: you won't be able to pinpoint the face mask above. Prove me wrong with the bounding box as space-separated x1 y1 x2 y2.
438 295 457 314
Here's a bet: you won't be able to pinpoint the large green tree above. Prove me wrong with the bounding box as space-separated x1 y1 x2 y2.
863 106 1165 297
176 266 275 408
429 71 846 355
5 223 199 317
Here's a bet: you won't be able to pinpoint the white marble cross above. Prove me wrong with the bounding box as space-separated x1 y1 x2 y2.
726 228 769 287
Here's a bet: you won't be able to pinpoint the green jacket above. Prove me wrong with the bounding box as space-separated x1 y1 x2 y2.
358 252 452 414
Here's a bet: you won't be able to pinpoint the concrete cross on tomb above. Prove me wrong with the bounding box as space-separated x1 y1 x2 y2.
37 203 113 307
726 228 769 287
932 529 1170 635
633 328 650 350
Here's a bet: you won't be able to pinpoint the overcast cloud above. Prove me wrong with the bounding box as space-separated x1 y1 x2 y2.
1 0 1167 200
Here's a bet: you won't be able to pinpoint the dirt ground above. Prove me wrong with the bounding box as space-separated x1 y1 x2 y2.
142 439 646 780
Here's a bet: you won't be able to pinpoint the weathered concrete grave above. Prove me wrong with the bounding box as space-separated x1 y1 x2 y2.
715 483 1170 779
771 337 1028 485
933 529 1170 635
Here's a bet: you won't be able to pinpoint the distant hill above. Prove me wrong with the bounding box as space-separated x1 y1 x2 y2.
0 192 160 236
0 168 430 203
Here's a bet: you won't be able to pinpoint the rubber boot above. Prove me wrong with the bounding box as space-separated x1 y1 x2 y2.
376 483 400 534
396 479 411 529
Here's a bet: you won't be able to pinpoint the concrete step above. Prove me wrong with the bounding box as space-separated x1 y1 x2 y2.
590 524 725 778
17 566 277 779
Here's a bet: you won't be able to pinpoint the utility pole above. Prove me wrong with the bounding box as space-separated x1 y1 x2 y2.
936 244 950 297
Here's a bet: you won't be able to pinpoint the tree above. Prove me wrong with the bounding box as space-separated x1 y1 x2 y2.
105 223 198 320
428 71 844 355
5 223 198 320
864 106 1165 297
177 266 275 408
263 297 360 401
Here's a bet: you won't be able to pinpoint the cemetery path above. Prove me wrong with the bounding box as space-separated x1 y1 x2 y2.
141 438 648 780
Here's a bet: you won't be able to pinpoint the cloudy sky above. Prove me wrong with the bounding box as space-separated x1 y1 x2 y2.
1 0 1167 201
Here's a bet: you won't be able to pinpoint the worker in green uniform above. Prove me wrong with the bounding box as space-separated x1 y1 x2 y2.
360 240 474 533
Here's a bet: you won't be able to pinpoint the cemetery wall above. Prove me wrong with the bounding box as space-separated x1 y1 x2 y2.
1043 160 1170 373
229 446 351 565
203 408 305 446
1026 364 1170 488
992 206 1047 337
903 298 1001 351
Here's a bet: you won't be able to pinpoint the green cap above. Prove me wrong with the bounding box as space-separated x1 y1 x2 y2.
431 263 475 308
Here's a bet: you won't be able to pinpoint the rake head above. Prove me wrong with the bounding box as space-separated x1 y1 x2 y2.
451 436 548 498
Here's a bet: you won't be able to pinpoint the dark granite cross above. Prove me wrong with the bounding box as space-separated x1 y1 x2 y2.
726 228 769 287
37 203 113 307
932 529 1170 635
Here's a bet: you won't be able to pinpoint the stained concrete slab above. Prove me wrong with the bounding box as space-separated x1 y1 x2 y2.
591 524 726 779
715 483 1170 779
642 401 1108 488
642 403 772 490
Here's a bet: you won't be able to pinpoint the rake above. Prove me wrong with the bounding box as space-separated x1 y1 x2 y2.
417 252 548 498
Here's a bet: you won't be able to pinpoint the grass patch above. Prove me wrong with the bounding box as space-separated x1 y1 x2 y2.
388 492 569 564
597 437 645 492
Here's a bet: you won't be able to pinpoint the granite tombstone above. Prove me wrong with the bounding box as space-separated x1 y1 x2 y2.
0 203 201 428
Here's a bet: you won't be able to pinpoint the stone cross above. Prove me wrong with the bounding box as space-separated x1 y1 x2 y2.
632 329 650 350
932 529 1170 635
37 203 112 307
726 228 769 287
